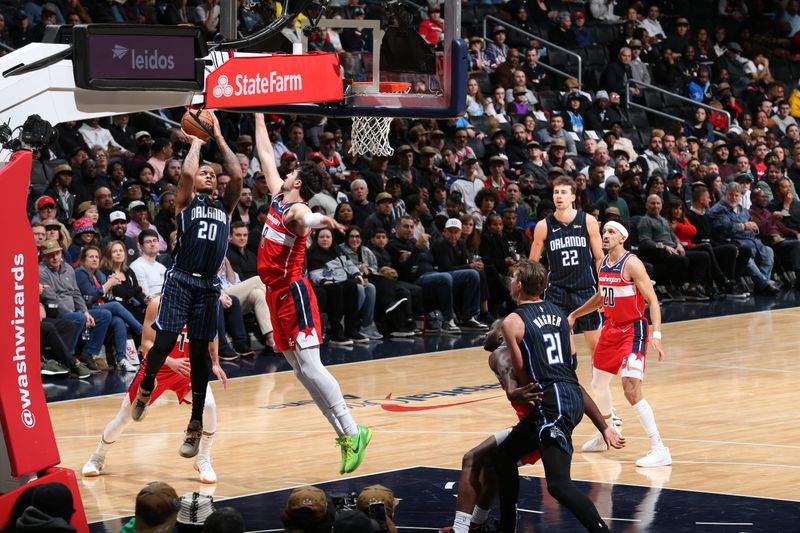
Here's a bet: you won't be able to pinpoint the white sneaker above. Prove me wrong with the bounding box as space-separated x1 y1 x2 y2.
611 407 623 426
118 359 138 372
636 446 672 468
360 323 383 340
194 456 217 483
442 319 461 333
82 453 105 477
581 432 609 453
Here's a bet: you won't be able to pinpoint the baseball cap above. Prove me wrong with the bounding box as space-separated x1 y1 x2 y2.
548 166 565 175
36 195 57 210
735 172 754 183
461 147 478 161
605 176 621 187
727 42 743 53
72 217 96 235
236 134 253 145
41 239 62 255
629 39 643 48
431 129 446 138
333 509 373 533
109 211 127 223
527 140 542 149
492 25 506 35
128 200 147 211
135 131 151 140
604 206 621 217
573 11 585 19
76 201 96 216
396 144 413 154
444 218 463 230
310 152 325 161
177 491 215 527
285 486 327 520
489 155 506 165
676 17 689 25
356 484 397 514
53 163 73 176
595 90 609 100
375 192 394 203
42 218 61 229
280 151 298 162
135 482 180 530
319 132 336 143
564 78 580 89
420 146 439 156
513 86 527 96
712 140 728 150
409 125 429 136
550 138 567 149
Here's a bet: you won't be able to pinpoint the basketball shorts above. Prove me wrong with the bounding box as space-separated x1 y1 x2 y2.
509 383 584 457
494 408 542 466
593 319 649 380
266 278 323 353
155 269 220 341
128 356 192 405
544 285 601 334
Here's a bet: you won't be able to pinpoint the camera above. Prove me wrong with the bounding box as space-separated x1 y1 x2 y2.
330 491 358 512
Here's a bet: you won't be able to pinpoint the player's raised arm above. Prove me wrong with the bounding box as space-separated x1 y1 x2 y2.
585 213 605 272
177 136 204 213
211 112 243 216
285 202 345 237
627 256 665 361
254 112 285 196
528 219 548 261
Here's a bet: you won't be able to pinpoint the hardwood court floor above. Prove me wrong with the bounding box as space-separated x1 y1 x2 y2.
49 308 800 524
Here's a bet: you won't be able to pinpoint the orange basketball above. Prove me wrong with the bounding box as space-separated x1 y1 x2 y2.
181 109 213 141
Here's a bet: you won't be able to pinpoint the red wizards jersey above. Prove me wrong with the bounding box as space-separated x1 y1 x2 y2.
598 252 646 325
257 193 309 287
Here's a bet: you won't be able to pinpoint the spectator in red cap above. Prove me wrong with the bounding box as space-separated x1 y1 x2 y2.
571 11 595 48
33 195 58 223
279 151 299 177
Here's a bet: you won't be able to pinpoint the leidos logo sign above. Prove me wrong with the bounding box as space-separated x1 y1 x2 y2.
211 72 303 99
112 44 176 71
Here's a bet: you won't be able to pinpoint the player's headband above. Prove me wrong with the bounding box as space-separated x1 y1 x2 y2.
604 221 629 240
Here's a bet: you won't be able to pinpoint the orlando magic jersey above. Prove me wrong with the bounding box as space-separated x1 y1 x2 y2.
515 301 579 389
543 210 597 291
173 194 229 277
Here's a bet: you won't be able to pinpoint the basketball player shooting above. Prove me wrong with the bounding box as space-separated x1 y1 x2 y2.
253 112 372 475
130 110 242 460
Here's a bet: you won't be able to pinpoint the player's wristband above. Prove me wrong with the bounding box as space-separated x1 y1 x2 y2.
652 331 662 340
302 212 327 229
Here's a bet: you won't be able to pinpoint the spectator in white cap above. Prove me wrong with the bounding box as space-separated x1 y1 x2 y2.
597 176 630 220
101 210 140 263
126 200 168 252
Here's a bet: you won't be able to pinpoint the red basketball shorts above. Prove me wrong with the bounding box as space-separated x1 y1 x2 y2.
128 357 192 405
593 319 649 380
266 278 323 353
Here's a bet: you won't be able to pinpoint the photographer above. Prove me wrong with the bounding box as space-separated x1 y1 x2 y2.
355 485 398 533
281 486 333 533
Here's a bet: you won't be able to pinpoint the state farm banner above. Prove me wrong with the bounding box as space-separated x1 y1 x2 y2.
205 52 343 109
0 151 60 476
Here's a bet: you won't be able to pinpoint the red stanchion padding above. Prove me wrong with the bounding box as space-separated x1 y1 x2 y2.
0 150 60 474
0 467 89 532
205 51 344 109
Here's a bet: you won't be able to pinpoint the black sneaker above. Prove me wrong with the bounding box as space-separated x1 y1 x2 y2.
670 287 686 302
233 343 256 358
179 420 203 458
349 332 370 344
79 354 101 374
218 346 239 361
684 285 709 301
328 333 354 346
460 317 489 331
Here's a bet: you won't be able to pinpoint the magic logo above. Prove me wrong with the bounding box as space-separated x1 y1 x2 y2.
262 384 502 411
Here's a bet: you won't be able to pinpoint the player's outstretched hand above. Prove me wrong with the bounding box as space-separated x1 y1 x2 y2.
212 363 228 390
603 426 625 449
652 337 665 361
323 216 347 233
507 382 543 404
165 356 191 378
182 132 207 146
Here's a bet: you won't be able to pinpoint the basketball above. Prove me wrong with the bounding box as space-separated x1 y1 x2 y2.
181 109 213 141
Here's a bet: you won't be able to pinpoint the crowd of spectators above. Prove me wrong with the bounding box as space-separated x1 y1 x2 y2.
13 0 800 377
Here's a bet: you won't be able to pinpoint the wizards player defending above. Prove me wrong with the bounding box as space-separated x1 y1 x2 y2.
568 222 671 468
253 112 372 474
529 176 622 431
494 259 621 533
131 110 241 460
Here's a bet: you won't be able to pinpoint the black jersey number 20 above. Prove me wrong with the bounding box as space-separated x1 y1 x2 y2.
601 286 615 307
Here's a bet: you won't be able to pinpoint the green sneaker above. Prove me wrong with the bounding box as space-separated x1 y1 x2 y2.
41 359 69 376
337 425 373 474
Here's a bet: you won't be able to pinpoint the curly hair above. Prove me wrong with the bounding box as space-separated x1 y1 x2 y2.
297 161 327 201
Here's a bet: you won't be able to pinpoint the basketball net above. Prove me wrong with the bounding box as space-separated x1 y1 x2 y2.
349 81 411 158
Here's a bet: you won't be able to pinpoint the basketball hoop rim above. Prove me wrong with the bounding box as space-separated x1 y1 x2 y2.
348 81 411 94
